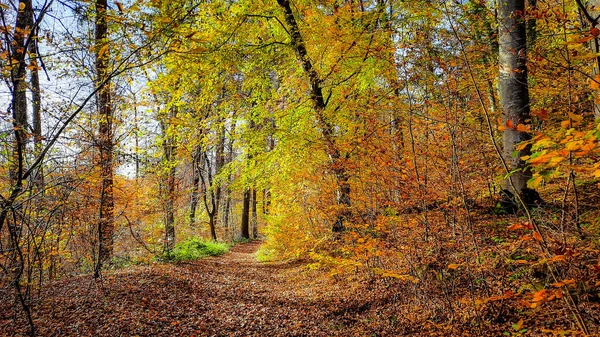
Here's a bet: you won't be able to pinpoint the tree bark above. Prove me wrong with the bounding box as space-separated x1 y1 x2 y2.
498 0 534 197
94 0 114 277
189 148 201 226
162 107 177 253
241 189 250 239
251 189 258 239
10 0 34 183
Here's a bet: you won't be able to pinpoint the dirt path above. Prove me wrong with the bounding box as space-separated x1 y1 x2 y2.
2 241 424 337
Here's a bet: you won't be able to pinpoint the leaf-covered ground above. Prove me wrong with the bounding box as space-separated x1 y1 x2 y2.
0 241 460 336
2 240 596 336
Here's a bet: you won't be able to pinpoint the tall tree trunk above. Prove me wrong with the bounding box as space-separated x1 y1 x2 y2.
498 0 535 201
10 0 33 182
162 107 177 253
94 0 114 277
276 0 350 232
223 128 234 241
165 163 176 252
211 120 225 240
29 8 43 190
189 148 201 226
223 188 232 241
241 189 250 239
251 189 258 238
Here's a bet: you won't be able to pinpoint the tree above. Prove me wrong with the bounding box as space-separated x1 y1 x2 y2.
161 106 178 253
94 0 115 277
276 0 351 233
498 0 537 205
241 188 251 239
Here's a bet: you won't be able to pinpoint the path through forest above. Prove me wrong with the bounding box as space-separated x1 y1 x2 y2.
2 241 443 336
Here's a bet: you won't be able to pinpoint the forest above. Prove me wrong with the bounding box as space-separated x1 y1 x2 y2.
1 0 600 335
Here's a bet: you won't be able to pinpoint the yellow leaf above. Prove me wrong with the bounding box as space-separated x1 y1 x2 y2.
19 2 25 11
447 263 459 270
98 44 109 58
561 120 571 129
565 141 581 151
527 175 544 189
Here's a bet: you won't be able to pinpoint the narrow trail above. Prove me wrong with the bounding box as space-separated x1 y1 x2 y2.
2 241 429 337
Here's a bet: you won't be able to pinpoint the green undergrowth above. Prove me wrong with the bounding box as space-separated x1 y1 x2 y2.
165 238 230 261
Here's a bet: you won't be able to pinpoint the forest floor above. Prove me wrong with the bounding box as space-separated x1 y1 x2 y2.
2 241 455 337
3 239 597 336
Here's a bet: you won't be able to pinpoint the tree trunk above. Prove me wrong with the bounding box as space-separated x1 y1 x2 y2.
189 148 201 226
276 0 351 232
30 8 43 190
162 107 177 253
223 189 232 241
498 0 534 199
10 0 34 183
251 189 258 239
241 189 250 239
94 0 114 277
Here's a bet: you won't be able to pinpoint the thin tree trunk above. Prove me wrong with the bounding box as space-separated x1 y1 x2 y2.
223 130 234 241
223 189 232 241
30 12 43 190
94 0 114 277
162 107 177 253
251 189 258 238
189 148 201 226
241 189 250 239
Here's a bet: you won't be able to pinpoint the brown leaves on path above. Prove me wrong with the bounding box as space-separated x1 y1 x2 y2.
1 241 445 337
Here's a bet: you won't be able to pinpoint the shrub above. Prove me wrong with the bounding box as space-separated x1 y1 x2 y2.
168 238 229 261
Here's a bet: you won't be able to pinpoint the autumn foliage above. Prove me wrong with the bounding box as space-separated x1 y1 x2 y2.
1 0 600 335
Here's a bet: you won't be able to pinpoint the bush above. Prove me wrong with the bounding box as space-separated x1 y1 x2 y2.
167 238 229 261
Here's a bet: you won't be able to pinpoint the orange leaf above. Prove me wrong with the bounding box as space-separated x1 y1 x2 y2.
554 289 563 299
568 112 583 122
592 27 600 36
532 289 547 302
591 74 600 90
507 223 524 231
533 231 543 241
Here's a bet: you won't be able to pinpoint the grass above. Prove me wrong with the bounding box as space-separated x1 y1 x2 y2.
167 238 230 261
